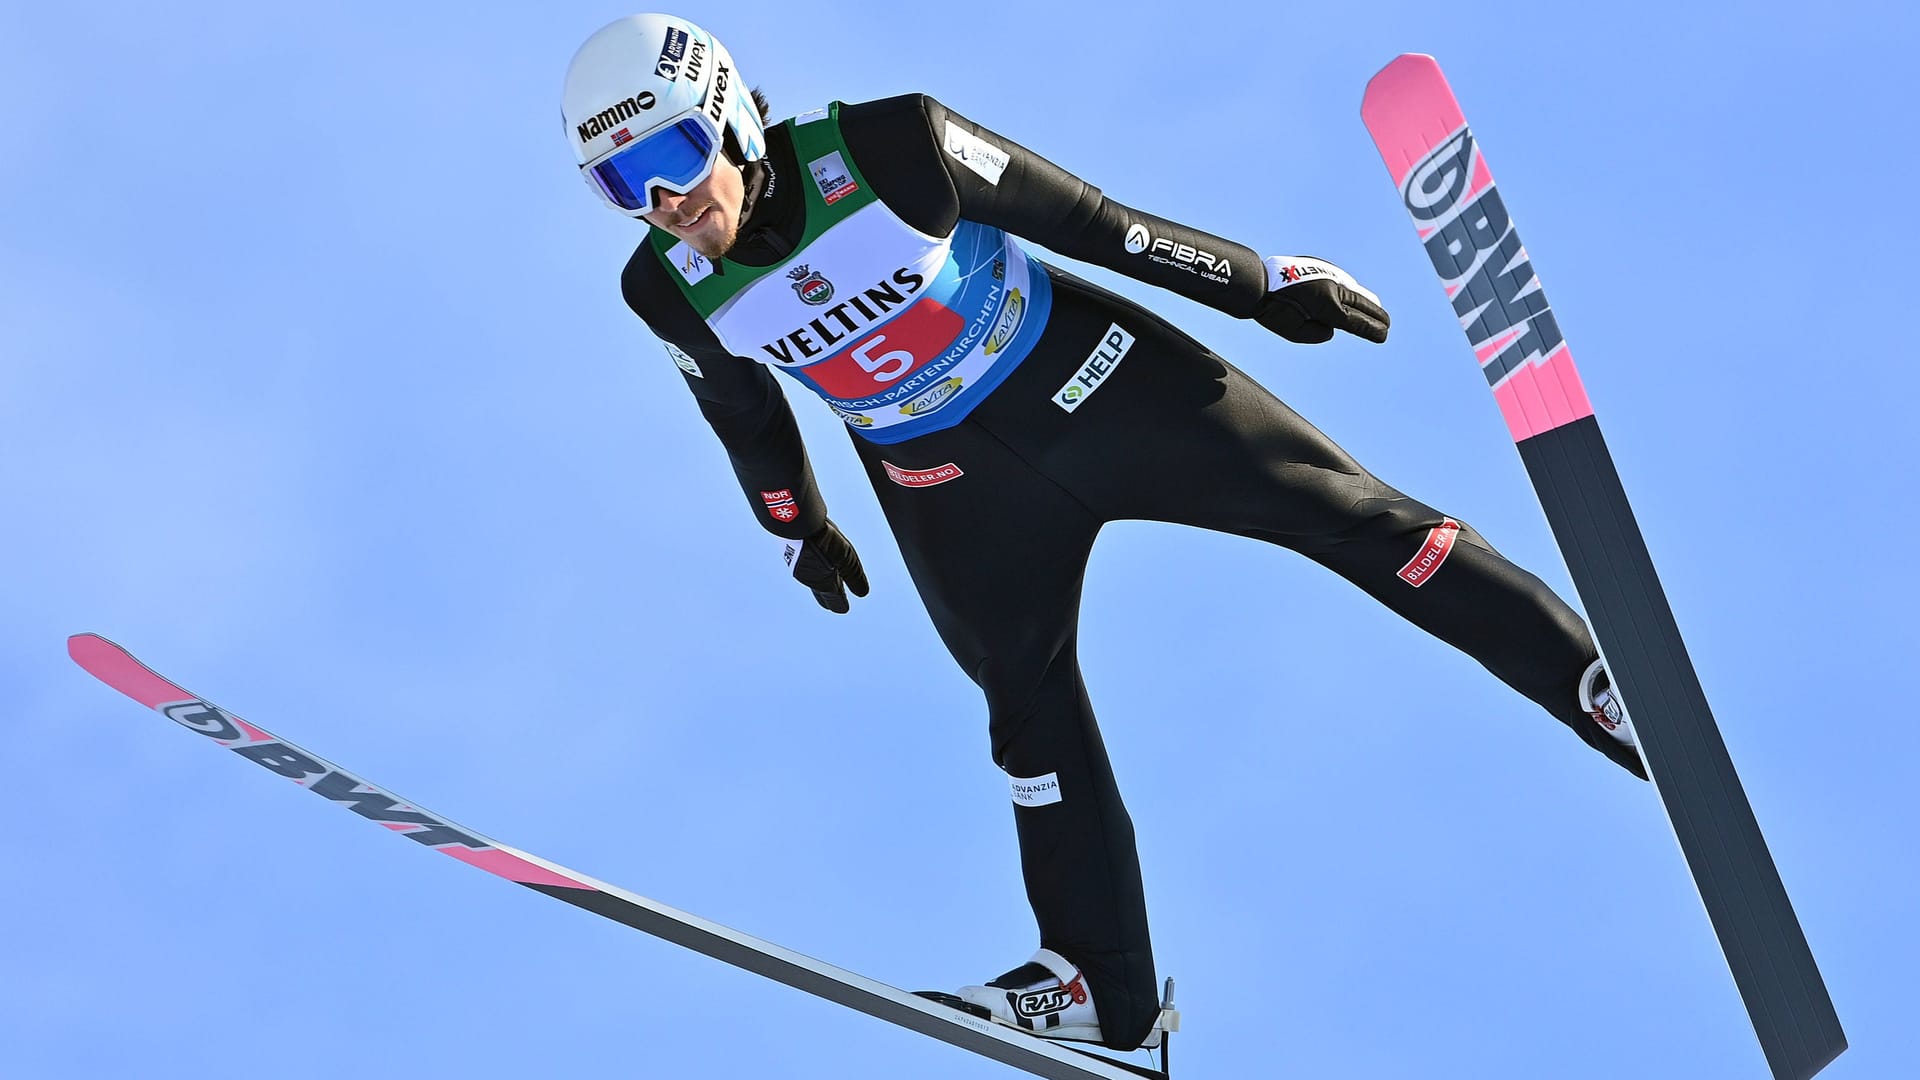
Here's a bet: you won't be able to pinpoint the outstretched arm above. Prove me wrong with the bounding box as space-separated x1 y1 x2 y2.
840 94 1387 343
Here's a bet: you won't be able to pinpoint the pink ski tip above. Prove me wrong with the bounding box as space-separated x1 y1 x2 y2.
69 633 126 673
70 633 201 711
1360 53 1472 185
1361 53 1443 114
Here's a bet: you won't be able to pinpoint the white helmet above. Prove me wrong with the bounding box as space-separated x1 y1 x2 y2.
562 14 767 218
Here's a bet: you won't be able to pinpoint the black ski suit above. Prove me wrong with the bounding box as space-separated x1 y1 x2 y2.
619 94 1642 1050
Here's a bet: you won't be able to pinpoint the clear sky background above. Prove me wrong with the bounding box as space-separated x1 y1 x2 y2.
3 2 1912 1078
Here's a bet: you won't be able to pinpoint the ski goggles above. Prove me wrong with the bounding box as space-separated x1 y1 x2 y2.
583 113 720 213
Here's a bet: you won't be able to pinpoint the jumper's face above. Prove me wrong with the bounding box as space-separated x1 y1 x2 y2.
642 157 745 259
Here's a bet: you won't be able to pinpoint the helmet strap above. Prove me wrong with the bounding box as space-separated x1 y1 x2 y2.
721 127 750 169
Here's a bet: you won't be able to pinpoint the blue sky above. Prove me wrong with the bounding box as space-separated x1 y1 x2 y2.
3 2 1912 1078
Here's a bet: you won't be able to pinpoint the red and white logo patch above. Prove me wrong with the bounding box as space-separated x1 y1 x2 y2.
1398 519 1461 587
761 489 799 523
883 461 964 488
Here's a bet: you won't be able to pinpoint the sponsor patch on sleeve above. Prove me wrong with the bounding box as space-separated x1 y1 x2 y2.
943 121 1010 186
761 488 799 524
1009 772 1063 808
665 342 703 378
1397 519 1461 586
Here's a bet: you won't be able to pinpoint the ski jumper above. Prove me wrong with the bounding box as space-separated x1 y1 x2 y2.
620 95 1641 1050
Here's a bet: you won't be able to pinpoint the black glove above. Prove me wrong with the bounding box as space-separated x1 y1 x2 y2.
1253 256 1391 344
783 519 870 614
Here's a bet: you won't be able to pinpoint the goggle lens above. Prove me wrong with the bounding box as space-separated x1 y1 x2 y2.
587 117 719 212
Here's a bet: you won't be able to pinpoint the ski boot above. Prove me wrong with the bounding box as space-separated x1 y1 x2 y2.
1579 659 1634 747
921 948 1177 1051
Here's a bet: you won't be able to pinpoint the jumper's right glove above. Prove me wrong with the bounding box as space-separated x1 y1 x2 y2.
782 519 870 614
1254 256 1391 345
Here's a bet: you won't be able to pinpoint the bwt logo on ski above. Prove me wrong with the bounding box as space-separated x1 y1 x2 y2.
1403 129 1477 223
164 699 247 741
760 267 927 364
578 91 658 142
1402 128 1565 387
161 700 491 851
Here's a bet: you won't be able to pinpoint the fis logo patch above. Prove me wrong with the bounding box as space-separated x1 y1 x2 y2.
668 241 715 286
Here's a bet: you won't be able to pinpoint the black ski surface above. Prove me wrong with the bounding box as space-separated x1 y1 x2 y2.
1362 54 1844 1080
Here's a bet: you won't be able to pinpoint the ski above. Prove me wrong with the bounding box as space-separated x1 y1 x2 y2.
67 633 1171 1080
1360 56 1844 1080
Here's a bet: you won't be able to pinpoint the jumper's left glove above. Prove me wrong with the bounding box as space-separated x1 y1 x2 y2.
782 519 870 614
1254 256 1391 345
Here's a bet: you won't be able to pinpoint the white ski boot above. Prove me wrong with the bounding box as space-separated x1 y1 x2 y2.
919 950 1179 1056
1579 659 1635 747
956 949 1107 1043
